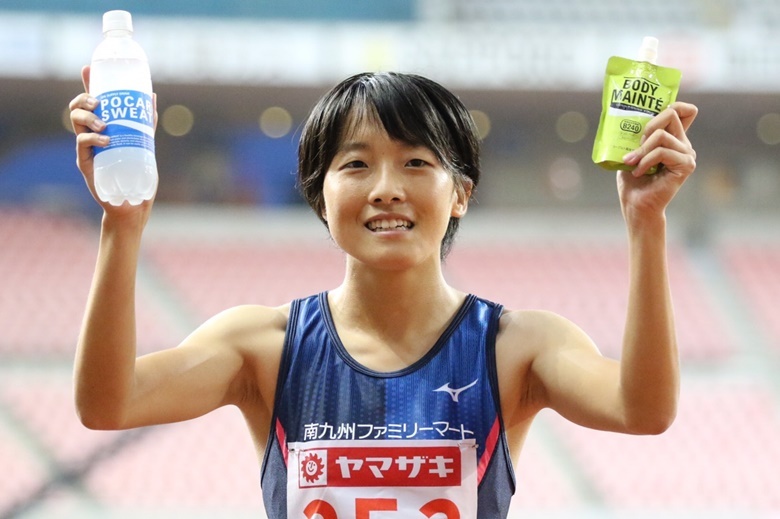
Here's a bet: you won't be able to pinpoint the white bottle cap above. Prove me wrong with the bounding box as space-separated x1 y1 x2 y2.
637 36 658 64
103 10 133 33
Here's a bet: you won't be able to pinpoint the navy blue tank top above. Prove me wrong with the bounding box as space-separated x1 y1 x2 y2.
261 292 515 518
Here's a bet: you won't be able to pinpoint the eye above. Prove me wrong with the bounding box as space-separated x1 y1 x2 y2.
406 158 430 168
341 160 368 170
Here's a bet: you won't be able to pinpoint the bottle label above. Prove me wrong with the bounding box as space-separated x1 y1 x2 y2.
93 89 155 155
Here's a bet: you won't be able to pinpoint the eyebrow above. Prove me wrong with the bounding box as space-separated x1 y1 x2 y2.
336 141 370 155
336 139 430 156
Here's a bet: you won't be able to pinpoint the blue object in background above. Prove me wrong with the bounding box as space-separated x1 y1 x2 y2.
229 128 301 206
0 135 96 210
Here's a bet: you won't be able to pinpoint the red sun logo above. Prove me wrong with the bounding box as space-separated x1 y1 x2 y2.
301 452 325 483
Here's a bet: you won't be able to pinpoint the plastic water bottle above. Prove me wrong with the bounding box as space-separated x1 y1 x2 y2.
90 10 158 206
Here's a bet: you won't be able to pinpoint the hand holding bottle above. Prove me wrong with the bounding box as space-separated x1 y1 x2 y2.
69 65 158 217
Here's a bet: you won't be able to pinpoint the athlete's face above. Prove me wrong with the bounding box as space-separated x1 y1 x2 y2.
321 117 470 271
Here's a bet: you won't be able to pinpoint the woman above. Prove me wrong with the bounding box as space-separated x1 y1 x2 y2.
69 68 697 518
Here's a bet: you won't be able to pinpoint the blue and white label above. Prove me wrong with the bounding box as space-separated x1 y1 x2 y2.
93 89 155 155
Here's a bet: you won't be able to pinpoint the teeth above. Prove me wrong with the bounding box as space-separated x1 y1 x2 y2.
367 219 412 231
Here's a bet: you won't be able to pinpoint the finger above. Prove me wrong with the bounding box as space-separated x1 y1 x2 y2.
75 132 109 166
632 131 696 177
644 107 688 145
70 106 106 134
642 102 698 154
648 116 691 155
626 129 695 177
630 105 694 171
68 92 97 113
668 101 698 132
633 146 696 178
68 91 106 133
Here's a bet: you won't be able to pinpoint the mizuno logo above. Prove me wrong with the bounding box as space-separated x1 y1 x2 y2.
434 379 478 402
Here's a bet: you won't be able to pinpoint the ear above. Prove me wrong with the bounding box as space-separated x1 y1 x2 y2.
451 180 472 218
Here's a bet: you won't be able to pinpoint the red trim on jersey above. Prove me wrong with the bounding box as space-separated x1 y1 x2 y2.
477 418 500 483
276 418 288 466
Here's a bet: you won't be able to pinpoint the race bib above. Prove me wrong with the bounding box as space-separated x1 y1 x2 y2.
287 439 477 519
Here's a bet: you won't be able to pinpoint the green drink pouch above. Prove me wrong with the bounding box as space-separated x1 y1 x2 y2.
592 37 682 173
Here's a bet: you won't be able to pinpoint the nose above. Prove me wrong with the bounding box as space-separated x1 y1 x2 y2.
369 164 405 204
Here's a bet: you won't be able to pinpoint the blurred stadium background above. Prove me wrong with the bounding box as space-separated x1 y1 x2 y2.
1 1 779 518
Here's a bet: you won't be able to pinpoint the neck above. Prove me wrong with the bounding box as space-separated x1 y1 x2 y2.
329 259 465 343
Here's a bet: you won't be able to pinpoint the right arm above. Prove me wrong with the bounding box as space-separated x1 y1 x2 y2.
70 67 284 431
73 211 265 430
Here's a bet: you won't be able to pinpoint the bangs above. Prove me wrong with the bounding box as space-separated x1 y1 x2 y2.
364 76 442 150
333 74 463 170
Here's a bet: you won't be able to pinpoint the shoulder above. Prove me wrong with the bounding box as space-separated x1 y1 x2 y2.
494 309 598 413
190 303 292 410
503 302 602 336
206 303 291 336
497 307 599 361
495 309 558 368
194 303 291 357
497 308 579 345
180 303 292 369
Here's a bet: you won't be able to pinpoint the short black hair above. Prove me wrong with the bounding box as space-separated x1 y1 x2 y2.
297 72 481 259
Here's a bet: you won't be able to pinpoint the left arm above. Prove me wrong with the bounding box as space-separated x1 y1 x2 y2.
521 102 698 435
616 102 698 432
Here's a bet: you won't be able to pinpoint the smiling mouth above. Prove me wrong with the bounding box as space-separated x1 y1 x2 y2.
366 219 414 232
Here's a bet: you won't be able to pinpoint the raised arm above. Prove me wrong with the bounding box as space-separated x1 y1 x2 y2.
612 101 698 431
503 102 698 435
70 67 284 431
